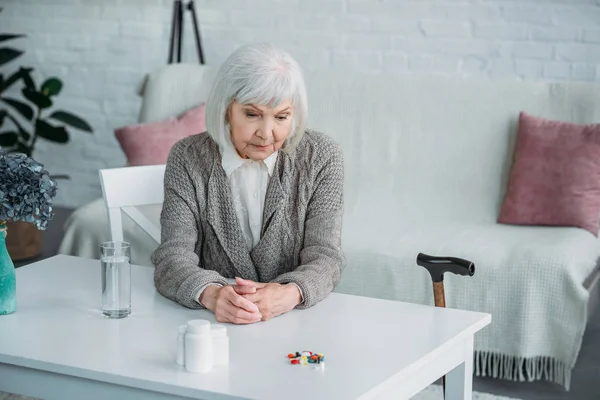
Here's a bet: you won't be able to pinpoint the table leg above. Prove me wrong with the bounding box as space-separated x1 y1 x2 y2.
444 336 474 400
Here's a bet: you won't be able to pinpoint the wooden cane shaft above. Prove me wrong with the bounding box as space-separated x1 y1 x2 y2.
432 281 447 398
433 282 446 399
432 282 446 308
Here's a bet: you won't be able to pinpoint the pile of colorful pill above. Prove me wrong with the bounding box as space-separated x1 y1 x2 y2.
287 351 324 366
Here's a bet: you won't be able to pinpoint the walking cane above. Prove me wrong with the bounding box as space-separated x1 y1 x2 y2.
416 253 475 398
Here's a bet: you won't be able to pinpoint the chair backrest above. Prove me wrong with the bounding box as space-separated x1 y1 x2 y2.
99 165 166 243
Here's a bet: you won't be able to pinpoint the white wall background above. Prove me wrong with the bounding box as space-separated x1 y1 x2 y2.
1 0 600 208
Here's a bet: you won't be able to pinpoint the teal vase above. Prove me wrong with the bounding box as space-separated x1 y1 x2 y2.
0 222 16 315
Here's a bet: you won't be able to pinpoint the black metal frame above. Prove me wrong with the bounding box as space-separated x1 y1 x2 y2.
167 0 205 64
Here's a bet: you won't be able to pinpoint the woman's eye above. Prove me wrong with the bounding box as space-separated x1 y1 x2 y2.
276 115 289 121
245 112 258 117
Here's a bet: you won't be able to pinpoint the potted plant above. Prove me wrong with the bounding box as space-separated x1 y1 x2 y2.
0 7 93 260
0 151 57 314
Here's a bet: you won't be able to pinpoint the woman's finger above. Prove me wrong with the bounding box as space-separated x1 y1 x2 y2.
231 285 257 295
242 291 263 303
235 277 256 286
226 289 261 314
217 309 254 324
214 292 261 323
235 277 268 289
224 302 262 324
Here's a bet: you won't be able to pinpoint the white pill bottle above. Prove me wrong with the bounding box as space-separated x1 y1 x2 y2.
211 324 229 366
185 319 213 373
176 324 187 366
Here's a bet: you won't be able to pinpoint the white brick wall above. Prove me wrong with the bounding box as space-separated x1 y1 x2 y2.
1 0 599 208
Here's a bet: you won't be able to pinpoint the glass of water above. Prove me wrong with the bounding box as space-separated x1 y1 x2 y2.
101 241 131 318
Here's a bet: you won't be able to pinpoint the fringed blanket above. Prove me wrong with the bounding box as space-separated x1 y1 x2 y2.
475 353 570 388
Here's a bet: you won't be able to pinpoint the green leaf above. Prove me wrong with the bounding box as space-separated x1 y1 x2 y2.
22 88 52 109
19 67 35 90
0 131 18 147
0 47 23 66
2 71 19 92
49 110 93 132
36 119 69 143
0 34 26 43
41 77 62 96
1 97 34 120
0 68 34 93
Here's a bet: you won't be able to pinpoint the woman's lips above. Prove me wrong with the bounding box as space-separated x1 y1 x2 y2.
253 144 271 151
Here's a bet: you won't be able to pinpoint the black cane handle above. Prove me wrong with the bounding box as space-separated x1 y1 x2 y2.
416 253 475 283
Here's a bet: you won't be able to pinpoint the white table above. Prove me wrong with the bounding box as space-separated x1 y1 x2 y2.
0 255 490 400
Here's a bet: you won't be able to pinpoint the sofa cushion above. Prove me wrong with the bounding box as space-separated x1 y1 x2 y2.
115 102 206 166
498 112 600 236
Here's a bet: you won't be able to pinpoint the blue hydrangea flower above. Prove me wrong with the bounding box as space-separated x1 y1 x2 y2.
0 151 58 230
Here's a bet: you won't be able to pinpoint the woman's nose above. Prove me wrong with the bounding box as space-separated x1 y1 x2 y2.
257 119 274 139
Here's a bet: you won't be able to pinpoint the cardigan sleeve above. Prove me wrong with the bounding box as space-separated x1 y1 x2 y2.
151 142 228 309
271 140 346 308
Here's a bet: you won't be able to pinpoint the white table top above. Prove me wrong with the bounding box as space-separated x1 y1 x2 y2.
0 255 490 400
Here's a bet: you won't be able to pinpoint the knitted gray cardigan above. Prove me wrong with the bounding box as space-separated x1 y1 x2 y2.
151 130 346 310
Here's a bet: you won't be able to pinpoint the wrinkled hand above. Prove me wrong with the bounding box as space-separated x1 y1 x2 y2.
199 285 262 325
232 277 302 321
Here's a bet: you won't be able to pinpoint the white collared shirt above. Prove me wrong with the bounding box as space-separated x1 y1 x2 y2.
221 146 278 250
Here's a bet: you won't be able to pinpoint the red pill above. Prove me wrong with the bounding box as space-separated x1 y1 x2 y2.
291 359 300 365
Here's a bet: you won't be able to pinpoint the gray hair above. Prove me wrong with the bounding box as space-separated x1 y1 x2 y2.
205 43 308 153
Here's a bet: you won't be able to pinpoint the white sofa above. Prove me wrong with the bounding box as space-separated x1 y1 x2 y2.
59 64 600 389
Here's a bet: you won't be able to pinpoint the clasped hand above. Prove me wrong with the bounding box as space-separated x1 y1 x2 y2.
199 277 302 324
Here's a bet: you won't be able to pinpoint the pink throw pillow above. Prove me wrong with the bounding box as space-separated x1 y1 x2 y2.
498 112 600 236
115 103 206 166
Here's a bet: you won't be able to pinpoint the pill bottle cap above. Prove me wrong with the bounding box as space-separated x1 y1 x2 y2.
187 319 211 334
211 324 227 337
178 324 187 334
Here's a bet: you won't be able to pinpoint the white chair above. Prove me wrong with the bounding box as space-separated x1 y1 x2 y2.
99 165 165 244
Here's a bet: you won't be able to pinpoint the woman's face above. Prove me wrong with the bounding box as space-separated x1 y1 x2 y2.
228 99 293 161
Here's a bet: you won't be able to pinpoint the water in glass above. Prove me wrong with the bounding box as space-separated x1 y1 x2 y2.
101 241 131 318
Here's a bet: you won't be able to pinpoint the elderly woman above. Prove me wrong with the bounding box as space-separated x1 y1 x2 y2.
151 43 345 325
